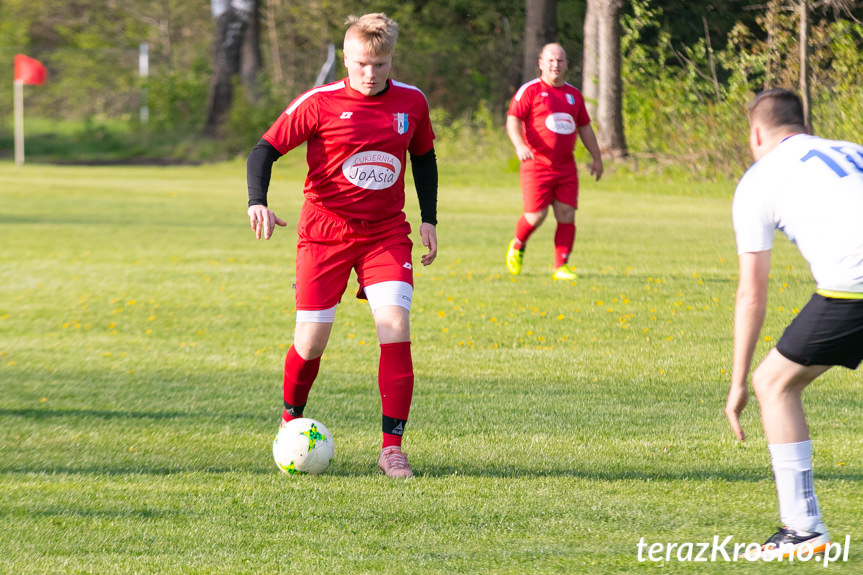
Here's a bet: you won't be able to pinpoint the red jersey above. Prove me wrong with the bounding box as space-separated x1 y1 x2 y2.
508 78 590 170
263 78 435 223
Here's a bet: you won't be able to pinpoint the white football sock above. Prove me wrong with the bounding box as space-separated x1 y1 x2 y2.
768 440 822 532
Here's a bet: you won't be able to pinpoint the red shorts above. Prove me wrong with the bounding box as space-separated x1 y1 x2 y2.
520 162 579 212
294 203 414 311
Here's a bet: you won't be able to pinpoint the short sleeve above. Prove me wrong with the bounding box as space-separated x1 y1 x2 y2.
408 94 435 156
732 165 777 254
574 91 591 126
262 93 318 155
508 86 531 121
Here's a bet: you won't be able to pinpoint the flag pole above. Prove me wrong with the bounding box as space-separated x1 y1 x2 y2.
14 80 25 165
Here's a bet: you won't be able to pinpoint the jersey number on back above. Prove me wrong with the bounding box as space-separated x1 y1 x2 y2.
801 146 863 178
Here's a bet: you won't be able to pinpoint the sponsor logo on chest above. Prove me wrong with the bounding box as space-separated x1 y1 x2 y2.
342 151 402 190
545 113 576 135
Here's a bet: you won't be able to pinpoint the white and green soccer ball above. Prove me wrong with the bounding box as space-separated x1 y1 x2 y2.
272 418 334 475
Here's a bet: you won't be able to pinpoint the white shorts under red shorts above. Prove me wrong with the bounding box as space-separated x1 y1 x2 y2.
520 162 579 212
294 202 414 311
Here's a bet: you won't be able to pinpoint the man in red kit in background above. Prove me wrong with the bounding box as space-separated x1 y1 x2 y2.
505 43 603 281
245 13 438 478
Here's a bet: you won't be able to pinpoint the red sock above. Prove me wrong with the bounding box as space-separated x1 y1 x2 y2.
282 345 321 424
514 215 538 250
379 342 414 448
554 222 576 268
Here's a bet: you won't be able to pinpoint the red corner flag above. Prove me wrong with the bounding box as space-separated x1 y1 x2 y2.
14 54 47 85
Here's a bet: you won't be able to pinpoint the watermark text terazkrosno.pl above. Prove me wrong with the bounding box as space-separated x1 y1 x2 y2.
636 535 851 567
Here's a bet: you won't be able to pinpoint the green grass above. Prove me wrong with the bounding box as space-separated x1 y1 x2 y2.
0 157 861 574
0 117 224 164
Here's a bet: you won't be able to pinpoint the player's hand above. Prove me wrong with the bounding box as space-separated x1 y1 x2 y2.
248 205 287 240
724 382 749 442
419 222 437 266
590 157 604 181
515 144 534 162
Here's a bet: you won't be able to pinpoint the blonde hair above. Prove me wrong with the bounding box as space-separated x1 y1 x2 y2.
344 13 399 56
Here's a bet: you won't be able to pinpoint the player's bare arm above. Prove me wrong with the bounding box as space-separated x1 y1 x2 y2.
726 250 771 441
506 115 534 161
576 124 603 181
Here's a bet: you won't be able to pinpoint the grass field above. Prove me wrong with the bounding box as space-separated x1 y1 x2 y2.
1 157 860 574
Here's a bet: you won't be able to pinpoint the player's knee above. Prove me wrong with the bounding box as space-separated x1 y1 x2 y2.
752 366 783 403
375 308 410 343
293 317 333 359
293 338 328 360
525 210 547 226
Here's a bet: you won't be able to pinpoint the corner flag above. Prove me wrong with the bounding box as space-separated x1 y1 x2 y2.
14 54 47 85
14 54 47 165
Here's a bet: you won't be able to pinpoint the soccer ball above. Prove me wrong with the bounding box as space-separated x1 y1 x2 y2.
272 418 334 475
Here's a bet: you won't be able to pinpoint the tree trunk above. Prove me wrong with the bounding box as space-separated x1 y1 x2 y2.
764 0 780 89
204 0 259 136
266 0 283 86
798 0 812 132
241 0 262 102
582 0 599 120
596 0 627 158
522 0 557 84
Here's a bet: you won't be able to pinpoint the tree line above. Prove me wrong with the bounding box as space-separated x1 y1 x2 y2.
2 0 862 176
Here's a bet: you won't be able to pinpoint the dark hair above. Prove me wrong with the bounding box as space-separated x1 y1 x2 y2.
747 88 806 132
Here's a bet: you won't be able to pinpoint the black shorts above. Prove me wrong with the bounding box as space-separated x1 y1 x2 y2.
776 293 863 369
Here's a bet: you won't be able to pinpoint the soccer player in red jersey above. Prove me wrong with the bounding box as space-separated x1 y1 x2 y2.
505 43 603 281
246 13 438 478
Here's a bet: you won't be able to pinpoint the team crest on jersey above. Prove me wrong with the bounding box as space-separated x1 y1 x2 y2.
393 113 409 134
566 94 575 105
342 151 402 190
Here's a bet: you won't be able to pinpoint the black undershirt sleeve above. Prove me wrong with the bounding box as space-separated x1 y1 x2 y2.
247 138 283 208
410 147 438 226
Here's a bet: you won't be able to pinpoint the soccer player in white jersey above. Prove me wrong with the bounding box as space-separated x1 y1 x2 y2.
727 88 863 555
246 13 438 478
